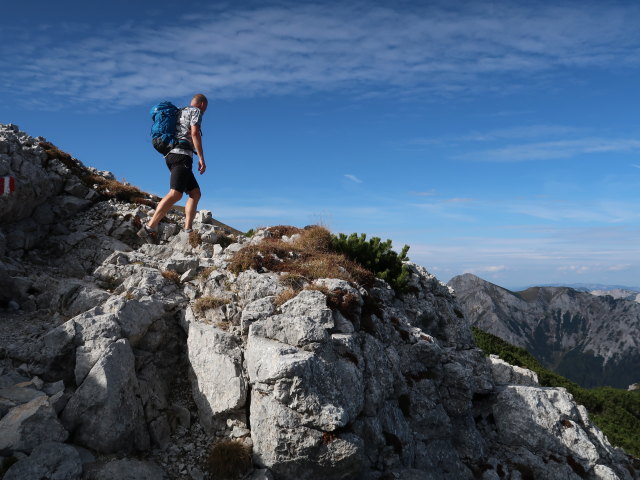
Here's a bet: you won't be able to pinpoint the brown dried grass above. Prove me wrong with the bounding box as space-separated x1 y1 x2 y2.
205 439 251 479
305 285 361 321
279 272 308 290
189 230 202 248
292 225 332 252
274 288 298 307
229 226 375 287
198 266 216 279
265 225 303 239
161 270 181 284
193 296 230 316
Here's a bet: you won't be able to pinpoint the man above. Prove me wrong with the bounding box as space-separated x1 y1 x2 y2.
138 93 208 241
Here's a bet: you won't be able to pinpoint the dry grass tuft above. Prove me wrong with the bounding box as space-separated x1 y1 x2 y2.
322 432 338 444
161 270 181 284
274 288 298 307
216 233 235 248
198 266 216 279
193 296 230 316
279 272 308 291
266 225 303 239
229 225 375 288
205 439 251 480
215 320 230 331
189 230 202 248
305 285 361 321
293 225 332 252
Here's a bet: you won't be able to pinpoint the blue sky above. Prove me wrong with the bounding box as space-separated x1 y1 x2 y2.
2 0 640 289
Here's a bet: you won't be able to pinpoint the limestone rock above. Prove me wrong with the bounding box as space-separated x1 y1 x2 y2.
61 339 149 453
488 354 539 386
0 396 68 454
186 322 246 433
3 442 82 480
84 458 167 480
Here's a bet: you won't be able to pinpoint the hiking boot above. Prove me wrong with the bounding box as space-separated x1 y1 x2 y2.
137 225 158 243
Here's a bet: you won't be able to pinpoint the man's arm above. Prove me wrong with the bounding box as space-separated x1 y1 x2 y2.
191 125 206 174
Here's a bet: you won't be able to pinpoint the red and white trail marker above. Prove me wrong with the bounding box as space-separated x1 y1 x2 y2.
1 176 16 195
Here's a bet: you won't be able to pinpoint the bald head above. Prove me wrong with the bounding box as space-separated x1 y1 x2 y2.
191 93 208 113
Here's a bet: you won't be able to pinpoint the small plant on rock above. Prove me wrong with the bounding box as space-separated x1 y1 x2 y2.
216 234 234 248
198 266 216 279
266 225 302 239
205 439 251 480
274 288 298 307
189 230 203 248
161 270 181 285
279 272 308 291
193 296 230 316
306 284 361 321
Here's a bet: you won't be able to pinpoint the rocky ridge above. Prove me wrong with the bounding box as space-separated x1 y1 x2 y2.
448 273 640 389
0 123 638 479
590 289 640 303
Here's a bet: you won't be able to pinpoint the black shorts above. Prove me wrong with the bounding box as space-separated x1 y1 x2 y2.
165 153 200 193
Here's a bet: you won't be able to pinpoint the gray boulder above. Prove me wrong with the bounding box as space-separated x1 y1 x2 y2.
83 458 166 480
61 339 149 453
0 396 68 454
3 442 82 480
186 321 246 433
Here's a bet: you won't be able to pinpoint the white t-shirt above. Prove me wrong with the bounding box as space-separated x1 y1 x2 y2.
168 106 203 158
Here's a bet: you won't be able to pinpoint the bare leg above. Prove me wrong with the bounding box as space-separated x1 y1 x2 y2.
148 189 183 229
184 188 202 230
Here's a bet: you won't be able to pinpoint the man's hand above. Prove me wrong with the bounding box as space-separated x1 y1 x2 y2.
198 160 206 174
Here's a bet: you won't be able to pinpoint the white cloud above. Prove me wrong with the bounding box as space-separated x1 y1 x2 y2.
344 174 363 184
410 190 437 196
558 265 591 274
464 265 507 274
460 138 640 162
2 2 640 108
607 264 632 272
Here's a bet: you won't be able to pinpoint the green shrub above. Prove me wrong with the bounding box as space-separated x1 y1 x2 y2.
330 232 411 292
472 327 640 458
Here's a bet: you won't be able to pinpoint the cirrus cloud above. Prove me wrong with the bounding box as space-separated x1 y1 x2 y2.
2 1 640 109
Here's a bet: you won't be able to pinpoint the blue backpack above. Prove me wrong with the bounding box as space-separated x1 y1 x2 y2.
150 101 181 155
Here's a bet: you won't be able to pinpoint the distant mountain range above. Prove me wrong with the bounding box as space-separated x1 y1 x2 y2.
508 282 640 293
448 273 640 389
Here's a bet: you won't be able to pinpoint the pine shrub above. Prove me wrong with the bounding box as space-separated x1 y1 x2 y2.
330 233 411 292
